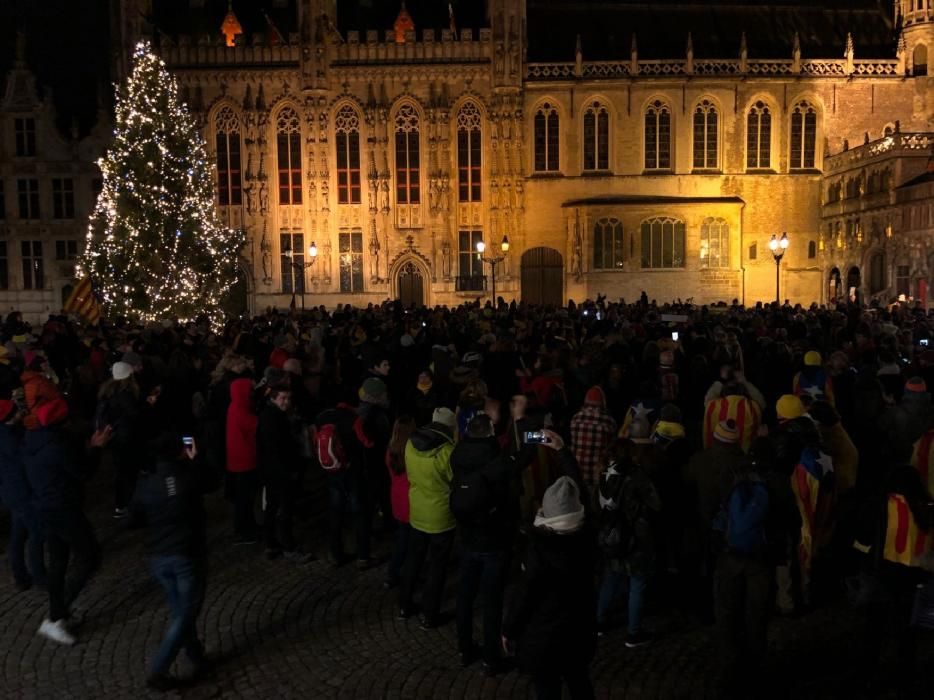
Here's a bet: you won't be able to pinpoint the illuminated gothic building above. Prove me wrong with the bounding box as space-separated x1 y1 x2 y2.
68 2 934 312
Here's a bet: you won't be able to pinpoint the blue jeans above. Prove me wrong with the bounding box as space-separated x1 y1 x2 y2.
456 549 510 662
597 569 647 635
149 554 206 676
327 470 370 561
9 505 47 586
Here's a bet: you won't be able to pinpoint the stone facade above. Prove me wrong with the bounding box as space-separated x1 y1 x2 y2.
5 1 931 320
0 41 109 324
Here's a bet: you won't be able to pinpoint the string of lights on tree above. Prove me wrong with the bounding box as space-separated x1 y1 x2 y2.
79 41 243 329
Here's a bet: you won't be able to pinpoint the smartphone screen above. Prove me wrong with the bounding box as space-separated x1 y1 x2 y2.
182 436 194 447
671 331 679 341
523 430 548 444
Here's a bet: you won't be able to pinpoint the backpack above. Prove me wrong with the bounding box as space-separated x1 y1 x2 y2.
450 467 495 524
313 404 360 473
597 475 636 558
715 473 770 555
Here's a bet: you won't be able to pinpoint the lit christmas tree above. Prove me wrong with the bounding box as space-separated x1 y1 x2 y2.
80 42 243 327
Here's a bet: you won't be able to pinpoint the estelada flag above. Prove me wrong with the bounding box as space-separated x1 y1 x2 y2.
793 369 835 406
791 446 834 596
883 493 934 569
912 429 934 496
63 276 101 325
702 394 762 452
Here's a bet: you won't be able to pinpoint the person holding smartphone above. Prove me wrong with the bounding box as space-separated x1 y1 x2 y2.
129 432 211 691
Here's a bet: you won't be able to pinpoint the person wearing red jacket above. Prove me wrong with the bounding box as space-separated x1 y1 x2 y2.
225 377 258 544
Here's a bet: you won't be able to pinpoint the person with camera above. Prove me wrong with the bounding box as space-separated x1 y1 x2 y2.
450 413 517 674
129 433 212 692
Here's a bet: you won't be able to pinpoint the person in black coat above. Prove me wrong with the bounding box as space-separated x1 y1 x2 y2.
129 433 210 691
502 475 597 700
451 413 518 673
256 385 311 562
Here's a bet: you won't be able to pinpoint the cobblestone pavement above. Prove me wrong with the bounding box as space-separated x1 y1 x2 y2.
1 466 931 700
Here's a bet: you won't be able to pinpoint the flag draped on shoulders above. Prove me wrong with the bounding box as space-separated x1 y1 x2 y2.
791 446 834 598
702 395 761 451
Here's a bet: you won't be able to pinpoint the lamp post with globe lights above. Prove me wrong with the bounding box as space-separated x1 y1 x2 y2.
286 242 318 312
476 234 510 305
768 232 789 304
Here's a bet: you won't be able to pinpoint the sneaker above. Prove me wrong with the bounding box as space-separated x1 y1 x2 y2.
233 535 258 546
284 550 316 564
38 619 75 646
145 673 177 692
624 631 653 648
112 507 128 519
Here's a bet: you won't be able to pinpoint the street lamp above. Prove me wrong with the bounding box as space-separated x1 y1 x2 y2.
476 234 509 305
286 242 318 312
768 232 789 304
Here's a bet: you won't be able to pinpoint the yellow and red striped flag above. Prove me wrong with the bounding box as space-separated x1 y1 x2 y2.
702 395 762 452
63 276 101 325
883 493 934 569
912 429 934 496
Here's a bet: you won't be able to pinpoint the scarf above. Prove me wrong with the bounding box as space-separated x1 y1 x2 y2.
533 506 585 534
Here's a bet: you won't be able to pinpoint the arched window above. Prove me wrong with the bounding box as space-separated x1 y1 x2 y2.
276 106 302 205
394 103 420 204
457 102 482 202
335 105 361 204
214 105 242 205
644 100 671 170
583 101 609 171
533 102 560 172
746 101 772 169
700 217 728 268
640 217 685 269
593 218 623 269
692 100 718 170
808 240 817 259
914 44 928 76
790 101 818 170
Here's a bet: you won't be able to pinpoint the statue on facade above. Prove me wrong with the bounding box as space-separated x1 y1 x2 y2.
244 179 256 215
259 180 269 213
441 238 451 280
379 179 390 213
260 230 273 283
514 179 524 210
429 178 441 213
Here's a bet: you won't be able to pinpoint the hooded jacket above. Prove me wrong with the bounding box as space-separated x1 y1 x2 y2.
21 370 61 431
225 378 257 473
450 435 517 551
257 400 302 487
130 459 207 558
405 422 456 534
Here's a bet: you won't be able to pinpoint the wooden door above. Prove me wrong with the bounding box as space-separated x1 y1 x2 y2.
521 247 564 306
398 261 425 308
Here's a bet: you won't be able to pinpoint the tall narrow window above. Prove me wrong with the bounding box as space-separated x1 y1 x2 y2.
644 100 671 170
21 240 43 290
14 117 36 157
692 100 718 170
339 231 364 292
583 101 610 171
896 265 911 298
808 240 817 259
747 101 772 169
52 178 75 219
394 103 420 204
276 107 302 205
215 106 242 205
279 232 305 294
17 179 39 219
913 44 928 76
458 230 484 279
0 242 7 289
457 102 482 202
335 105 361 205
790 101 818 170
55 240 78 261
869 252 886 294
640 217 685 269
593 218 623 269
533 102 560 172
700 217 729 268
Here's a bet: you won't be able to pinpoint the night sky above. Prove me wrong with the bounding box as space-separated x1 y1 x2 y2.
1 0 112 138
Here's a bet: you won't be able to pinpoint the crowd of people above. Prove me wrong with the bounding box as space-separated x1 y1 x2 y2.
1 295 933 697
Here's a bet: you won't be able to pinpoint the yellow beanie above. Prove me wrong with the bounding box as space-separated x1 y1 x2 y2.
804 351 822 367
776 394 805 421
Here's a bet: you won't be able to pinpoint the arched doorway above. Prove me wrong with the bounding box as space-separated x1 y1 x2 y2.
521 247 564 306
846 266 861 305
397 260 425 308
828 267 841 303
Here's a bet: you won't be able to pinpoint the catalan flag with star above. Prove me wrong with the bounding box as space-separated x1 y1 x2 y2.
63 276 102 325
791 446 835 598
911 428 934 496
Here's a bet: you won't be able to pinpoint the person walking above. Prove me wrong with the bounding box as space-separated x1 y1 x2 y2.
225 377 259 544
502 475 597 700
129 433 211 691
399 407 457 628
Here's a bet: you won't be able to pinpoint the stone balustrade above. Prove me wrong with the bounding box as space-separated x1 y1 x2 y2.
825 132 934 172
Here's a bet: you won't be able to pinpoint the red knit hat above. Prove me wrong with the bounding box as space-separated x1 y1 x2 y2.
36 398 69 427
585 385 606 407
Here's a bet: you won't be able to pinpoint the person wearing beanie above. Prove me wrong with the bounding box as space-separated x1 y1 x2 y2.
400 406 457 628
0 396 47 592
570 385 618 490
96 361 144 518
22 397 113 646
503 472 597 698
20 351 61 431
793 351 835 407
703 385 762 453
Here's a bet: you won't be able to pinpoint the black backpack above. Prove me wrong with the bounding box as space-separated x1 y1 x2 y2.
597 475 636 558
450 467 496 524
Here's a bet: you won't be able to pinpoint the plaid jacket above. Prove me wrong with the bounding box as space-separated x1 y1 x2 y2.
570 406 617 488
